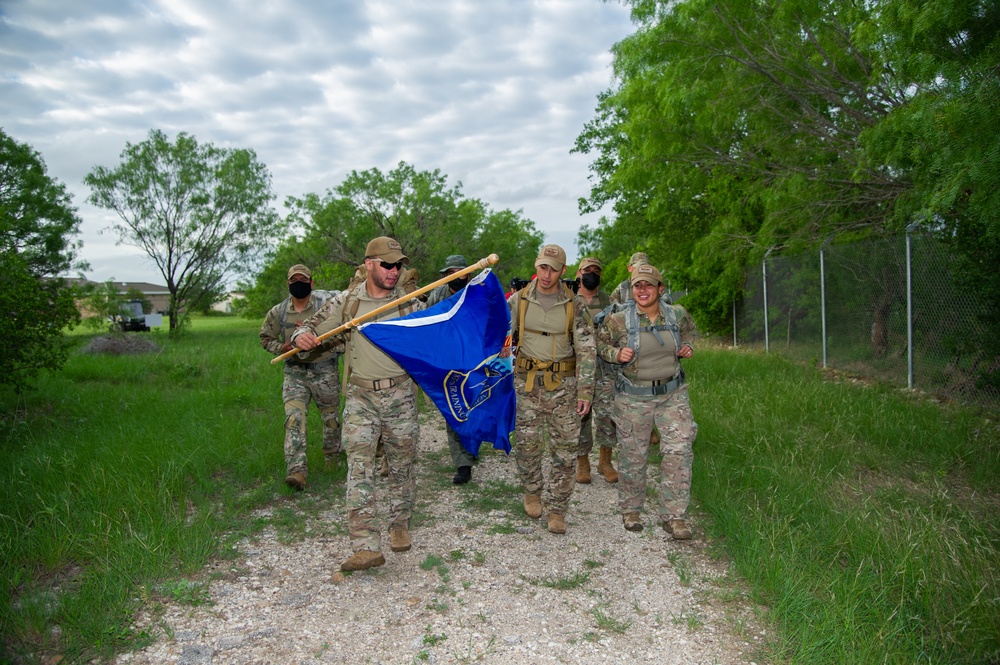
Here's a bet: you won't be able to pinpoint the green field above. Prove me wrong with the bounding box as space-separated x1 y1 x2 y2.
1 317 997 663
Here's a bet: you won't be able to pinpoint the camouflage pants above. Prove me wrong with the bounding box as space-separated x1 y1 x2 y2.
578 372 616 456
513 373 580 515
446 424 476 468
613 386 697 520
342 379 418 553
282 362 341 477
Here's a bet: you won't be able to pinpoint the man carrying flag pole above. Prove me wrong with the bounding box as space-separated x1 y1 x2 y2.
288 239 510 571
291 236 424 572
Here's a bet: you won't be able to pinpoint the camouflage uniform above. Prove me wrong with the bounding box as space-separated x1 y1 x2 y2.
260 289 342 479
509 279 596 517
425 282 460 308
597 298 698 522
293 278 423 554
577 288 615 457
609 251 649 305
608 278 634 306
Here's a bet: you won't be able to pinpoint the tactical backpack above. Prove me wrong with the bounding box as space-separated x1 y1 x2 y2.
277 289 336 342
512 282 580 391
340 275 419 392
597 298 684 394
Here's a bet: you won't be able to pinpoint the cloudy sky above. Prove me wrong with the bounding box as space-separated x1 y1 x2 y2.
1 0 634 285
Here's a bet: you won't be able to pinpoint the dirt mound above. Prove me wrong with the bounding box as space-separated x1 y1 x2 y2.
80 335 161 355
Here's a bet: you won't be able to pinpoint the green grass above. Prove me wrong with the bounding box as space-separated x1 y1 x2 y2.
2 319 998 664
689 348 1000 664
459 479 521 513
0 317 288 662
528 571 591 590
591 607 632 634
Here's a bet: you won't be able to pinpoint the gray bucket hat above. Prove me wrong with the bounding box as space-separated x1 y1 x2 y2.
439 254 468 273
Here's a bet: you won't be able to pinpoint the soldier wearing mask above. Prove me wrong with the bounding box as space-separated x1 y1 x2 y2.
260 265 342 491
426 255 477 485
573 258 618 485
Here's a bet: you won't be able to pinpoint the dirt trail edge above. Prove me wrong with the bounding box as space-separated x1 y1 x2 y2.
117 410 769 665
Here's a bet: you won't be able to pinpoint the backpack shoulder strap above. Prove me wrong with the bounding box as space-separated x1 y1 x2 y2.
563 285 575 340
624 301 641 358
594 299 623 327
516 286 530 340
275 297 293 340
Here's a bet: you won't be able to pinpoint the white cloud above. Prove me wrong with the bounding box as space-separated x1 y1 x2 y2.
1 0 633 283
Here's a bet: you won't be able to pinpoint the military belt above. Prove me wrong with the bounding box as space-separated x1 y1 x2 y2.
285 357 338 370
515 355 576 392
616 371 684 396
349 374 409 391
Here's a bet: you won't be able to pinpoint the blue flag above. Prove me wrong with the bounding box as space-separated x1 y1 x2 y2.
357 269 515 456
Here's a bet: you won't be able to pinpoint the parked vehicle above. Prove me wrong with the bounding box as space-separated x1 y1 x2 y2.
112 300 150 332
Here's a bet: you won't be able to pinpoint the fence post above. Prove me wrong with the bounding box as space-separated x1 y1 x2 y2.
732 298 737 347
763 247 774 353
820 235 835 369
906 221 921 390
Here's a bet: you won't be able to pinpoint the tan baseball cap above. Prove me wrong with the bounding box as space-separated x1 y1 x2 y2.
578 257 602 272
365 236 409 264
287 264 312 280
534 244 566 270
629 251 649 266
630 264 663 286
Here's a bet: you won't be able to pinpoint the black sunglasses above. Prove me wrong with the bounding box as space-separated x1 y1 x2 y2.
378 260 404 271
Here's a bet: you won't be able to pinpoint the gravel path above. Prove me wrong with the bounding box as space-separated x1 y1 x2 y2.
117 411 768 664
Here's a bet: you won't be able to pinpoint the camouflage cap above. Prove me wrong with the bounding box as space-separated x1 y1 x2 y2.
534 244 566 270
630 264 663 286
439 254 468 273
365 236 409 264
629 251 649 267
287 264 312 280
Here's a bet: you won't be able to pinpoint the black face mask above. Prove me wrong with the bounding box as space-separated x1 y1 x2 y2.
580 273 601 290
288 281 312 299
450 276 469 291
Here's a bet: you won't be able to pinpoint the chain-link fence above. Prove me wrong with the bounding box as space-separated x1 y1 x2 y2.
735 230 1000 409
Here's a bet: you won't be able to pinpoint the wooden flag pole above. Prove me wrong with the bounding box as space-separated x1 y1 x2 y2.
271 253 500 365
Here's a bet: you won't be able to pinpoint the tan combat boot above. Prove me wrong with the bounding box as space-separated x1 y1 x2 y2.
622 512 643 532
523 494 542 519
597 446 619 483
340 550 385 571
390 525 411 552
284 472 306 491
650 428 661 446
575 455 592 484
664 518 692 540
547 512 567 535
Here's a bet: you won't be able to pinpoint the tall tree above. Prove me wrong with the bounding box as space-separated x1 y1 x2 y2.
85 130 283 332
576 0 999 333
0 129 86 396
239 163 543 318
861 0 1000 334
